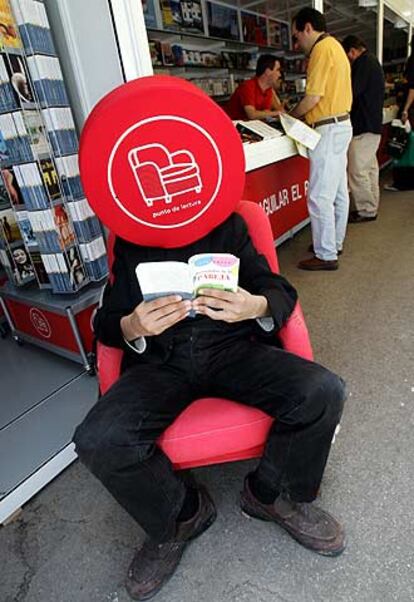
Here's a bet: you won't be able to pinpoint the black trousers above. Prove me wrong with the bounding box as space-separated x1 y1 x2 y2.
73 326 345 542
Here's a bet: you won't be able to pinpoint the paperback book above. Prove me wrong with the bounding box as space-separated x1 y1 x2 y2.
136 253 239 306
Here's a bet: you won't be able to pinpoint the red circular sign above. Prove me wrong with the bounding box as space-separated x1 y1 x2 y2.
79 76 245 247
29 308 52 338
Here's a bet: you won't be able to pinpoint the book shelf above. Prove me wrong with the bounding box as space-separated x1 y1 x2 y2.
0 0 108 295
144 1 306 101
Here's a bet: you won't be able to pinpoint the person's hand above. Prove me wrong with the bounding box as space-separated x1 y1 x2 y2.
401 110 409 124
122 295 191 338
192 287 268 323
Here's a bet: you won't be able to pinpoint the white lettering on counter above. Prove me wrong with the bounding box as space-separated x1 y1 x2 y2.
259 180 309 216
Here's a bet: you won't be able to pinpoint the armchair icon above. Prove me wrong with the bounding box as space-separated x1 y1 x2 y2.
128 143 203 207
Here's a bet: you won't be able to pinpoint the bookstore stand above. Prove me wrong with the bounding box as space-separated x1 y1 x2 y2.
0 0 106 526
0 280 102 373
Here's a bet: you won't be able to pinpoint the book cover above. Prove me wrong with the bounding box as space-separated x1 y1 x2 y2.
10 244 35 283
1 167 25 206
0 130 9 162
53 203 75 250
136 253 239 307
0 0 22 49
4 52 35 105
207 2 239 40
0 171 11 209
241 12 267 45
16 210 36 247
40 158 60 200
23 110 49 156
65 246 86 290
29 249 50 286
0 207 22 243
142 0 158 29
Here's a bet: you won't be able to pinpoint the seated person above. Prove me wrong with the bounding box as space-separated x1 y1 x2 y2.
73 211 347 601
227 54 284 121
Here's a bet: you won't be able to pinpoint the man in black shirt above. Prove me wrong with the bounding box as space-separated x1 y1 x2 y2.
342 35 385 223
73 212 346 600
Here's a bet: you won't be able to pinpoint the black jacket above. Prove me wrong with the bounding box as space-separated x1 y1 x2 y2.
94 213 298 369
351 51 385 136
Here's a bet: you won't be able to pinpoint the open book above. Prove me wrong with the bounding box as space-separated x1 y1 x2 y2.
279 113 321 157
136 253 240 304
235 120 283 144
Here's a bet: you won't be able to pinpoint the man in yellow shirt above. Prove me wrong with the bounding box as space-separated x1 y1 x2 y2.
290 8 352 271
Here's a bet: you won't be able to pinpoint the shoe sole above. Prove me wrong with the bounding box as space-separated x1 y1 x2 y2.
126 505 217 600
240 507 346 557
298 265 338 271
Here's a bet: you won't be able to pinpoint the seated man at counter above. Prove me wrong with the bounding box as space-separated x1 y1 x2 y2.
73 210 347 600
227 54 284 120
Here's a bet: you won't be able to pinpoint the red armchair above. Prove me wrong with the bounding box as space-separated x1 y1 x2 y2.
128 143 202 207
96 200 313 469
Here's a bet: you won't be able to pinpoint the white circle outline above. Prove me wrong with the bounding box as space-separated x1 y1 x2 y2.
29 307 52 339
107 115 223 229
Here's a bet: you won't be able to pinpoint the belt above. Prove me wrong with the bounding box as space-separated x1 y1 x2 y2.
311 113 350 128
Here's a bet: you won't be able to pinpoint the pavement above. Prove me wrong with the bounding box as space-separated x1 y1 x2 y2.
1 186 414 602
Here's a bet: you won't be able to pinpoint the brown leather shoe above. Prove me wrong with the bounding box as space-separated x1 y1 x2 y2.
240 478 346 556
298 256 338 271
126 487 216 600
308 244 342 256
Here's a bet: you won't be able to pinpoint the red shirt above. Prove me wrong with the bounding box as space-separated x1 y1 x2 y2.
226 78 273 120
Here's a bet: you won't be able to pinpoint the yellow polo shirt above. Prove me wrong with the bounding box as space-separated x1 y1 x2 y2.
305 36 352 125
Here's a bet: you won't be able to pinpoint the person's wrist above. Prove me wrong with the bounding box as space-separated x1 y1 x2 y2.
121 313 143 341
253 295 269 319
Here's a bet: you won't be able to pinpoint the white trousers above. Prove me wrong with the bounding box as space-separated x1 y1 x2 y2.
348 133 381 217
308 121 353 261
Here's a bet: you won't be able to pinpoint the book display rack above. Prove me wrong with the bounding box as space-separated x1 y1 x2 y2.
0 0 108 295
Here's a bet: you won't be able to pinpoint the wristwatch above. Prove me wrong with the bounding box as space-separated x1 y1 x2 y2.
123 336 147 354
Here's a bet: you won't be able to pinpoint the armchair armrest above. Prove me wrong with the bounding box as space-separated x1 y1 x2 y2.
170 150 194 164
97 342 124 395
278 302 313 361
135 163 166 198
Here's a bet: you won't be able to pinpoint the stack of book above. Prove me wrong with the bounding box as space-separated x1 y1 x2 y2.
10 0 55 55
27 55 69 107
41 107 78 156
0 55 19 112
0 112 33 163
0 0 108 293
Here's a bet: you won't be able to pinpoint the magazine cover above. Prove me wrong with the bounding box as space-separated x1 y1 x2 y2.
207 1 239 40
0 206 22 243
40 158 61 200
53 204 75 250
9 244 35 283
241 12 267 45
23 110 49 157
1 167 25 206
0 0 22 49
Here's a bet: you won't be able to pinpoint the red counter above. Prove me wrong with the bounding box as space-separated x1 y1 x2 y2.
243 153 310 244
